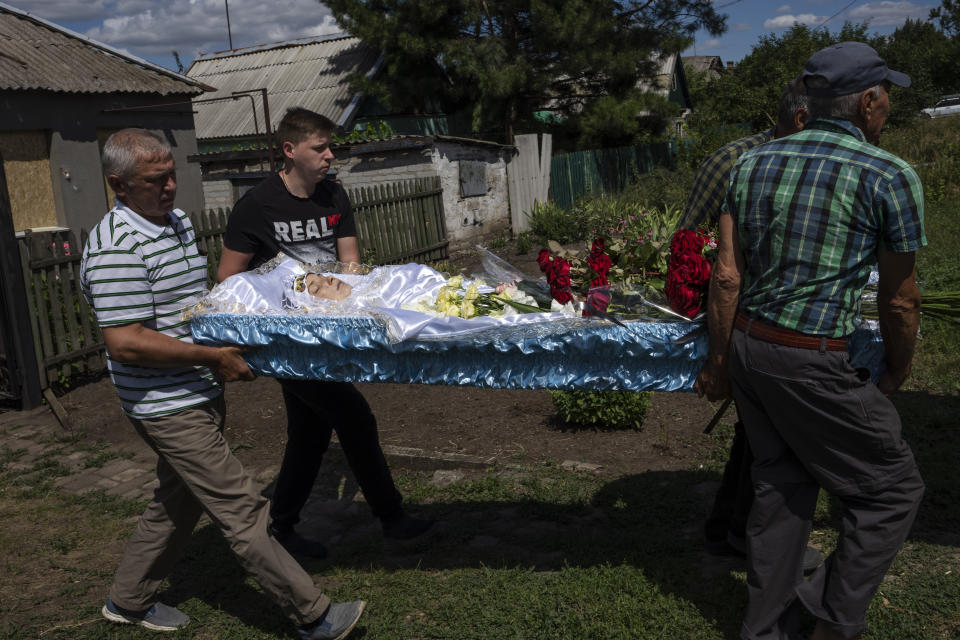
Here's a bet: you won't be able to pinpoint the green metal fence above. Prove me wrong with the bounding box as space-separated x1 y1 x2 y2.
550 141 677 208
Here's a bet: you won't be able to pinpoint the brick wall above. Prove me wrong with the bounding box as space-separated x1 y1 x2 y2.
201 178 234 211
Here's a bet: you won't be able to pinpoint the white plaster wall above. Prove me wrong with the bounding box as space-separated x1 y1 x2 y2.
432 142 511 252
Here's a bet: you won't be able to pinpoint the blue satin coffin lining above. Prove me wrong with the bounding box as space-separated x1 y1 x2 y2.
190 312 885 392
191 314 708 391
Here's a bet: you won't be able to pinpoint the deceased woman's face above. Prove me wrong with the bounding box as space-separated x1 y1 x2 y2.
304 273 353 301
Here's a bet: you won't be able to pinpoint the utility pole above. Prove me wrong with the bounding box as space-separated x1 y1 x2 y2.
225 0 233 49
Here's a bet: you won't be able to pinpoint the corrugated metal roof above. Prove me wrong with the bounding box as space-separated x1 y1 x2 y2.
0 4 208 95
186 35 381 140
191 134 513 159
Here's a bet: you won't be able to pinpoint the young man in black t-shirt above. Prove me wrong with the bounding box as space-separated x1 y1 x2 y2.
218 107 434 558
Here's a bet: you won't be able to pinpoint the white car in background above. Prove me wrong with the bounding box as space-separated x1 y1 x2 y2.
921 94 960 118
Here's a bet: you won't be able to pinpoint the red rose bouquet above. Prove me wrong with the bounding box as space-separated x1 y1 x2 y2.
536 249 574 304
586 238 612 287
537 238 613 310
664 229 715 318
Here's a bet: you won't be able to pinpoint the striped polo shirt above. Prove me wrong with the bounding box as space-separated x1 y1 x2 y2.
725 117 926 338
81 203 221 418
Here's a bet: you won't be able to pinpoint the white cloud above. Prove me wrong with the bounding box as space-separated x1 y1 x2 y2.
702 38 723 48
763 13 826 29
732 22 751 32
775 4 792 12
11 0 342 60
8 0 109 21
848 2 932 27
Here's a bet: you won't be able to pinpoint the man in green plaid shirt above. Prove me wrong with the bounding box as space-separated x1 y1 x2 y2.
696 43 926 640
679 76 807 231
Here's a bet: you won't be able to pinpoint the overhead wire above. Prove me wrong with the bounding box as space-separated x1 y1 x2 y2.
818 0 860 27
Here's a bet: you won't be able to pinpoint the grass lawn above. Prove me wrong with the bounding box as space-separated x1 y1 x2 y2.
2 404 959 639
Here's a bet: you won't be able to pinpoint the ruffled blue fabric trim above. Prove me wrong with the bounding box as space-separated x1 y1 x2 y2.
191 314 709 391
190 315 886 392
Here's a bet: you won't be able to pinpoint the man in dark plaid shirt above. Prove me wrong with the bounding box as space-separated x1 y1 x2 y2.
679 77 807 231
696 42 926 640
688 79 822 572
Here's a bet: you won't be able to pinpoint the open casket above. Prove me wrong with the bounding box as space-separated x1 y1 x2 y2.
188 256 886 392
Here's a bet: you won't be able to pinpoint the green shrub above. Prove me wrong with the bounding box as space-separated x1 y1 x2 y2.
514 231 534 254
881 117 960 203
549 389 652 430
618 165 696 213
528 200 585 244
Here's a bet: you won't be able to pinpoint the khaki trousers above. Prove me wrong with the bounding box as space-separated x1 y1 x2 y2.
109 395 330 625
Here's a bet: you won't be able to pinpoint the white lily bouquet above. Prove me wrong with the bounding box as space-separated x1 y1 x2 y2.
406 275 572 319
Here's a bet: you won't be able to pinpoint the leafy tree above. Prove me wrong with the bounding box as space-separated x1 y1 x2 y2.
688 23 875 132
875 19 960 126
930 0 960 37
322 0 726 147
689 15 960 133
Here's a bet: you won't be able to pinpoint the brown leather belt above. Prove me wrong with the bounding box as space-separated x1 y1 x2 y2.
735 312 847 351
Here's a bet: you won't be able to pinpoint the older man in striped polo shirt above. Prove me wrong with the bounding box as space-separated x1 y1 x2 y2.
695 43 926 640
81 129 366 640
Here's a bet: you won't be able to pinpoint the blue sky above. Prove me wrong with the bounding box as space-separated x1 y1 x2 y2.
2 0 941 73
688 0 937 62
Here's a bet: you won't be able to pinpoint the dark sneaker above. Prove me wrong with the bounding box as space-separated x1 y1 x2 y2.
705 534 823 574
298 600 366 640
101 597 189 631
802 545 823 573
382 513 435 540
270 525 329 559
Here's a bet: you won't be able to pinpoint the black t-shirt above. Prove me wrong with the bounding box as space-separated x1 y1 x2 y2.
224 173 357 269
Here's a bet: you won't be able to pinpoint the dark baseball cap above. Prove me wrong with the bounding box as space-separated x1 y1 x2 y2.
802 42 910 97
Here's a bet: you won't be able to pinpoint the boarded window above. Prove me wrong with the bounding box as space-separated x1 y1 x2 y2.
459 160 487 197
0 131 58 231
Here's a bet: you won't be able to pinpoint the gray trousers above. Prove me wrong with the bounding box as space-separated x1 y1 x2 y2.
728 328 924 640
109 395 330 626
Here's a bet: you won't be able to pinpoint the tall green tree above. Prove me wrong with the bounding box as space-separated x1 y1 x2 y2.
930 0 960 37
875 19 960 126
688 23 875 132
322 0 726 147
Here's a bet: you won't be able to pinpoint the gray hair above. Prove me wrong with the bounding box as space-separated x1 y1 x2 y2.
805 76 883 119
777 76 808 128
101 129 172 181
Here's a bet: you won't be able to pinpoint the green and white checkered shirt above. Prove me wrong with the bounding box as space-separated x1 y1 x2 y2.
81 203 221 418
726 117 927 337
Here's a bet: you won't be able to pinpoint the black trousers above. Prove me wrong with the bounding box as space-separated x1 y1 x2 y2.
705 417 754 546
269 379 403 532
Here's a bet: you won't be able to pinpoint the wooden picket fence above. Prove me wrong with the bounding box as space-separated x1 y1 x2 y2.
192 207 230 283
12 177 448 397
16 228 103 393
350 176 448 264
